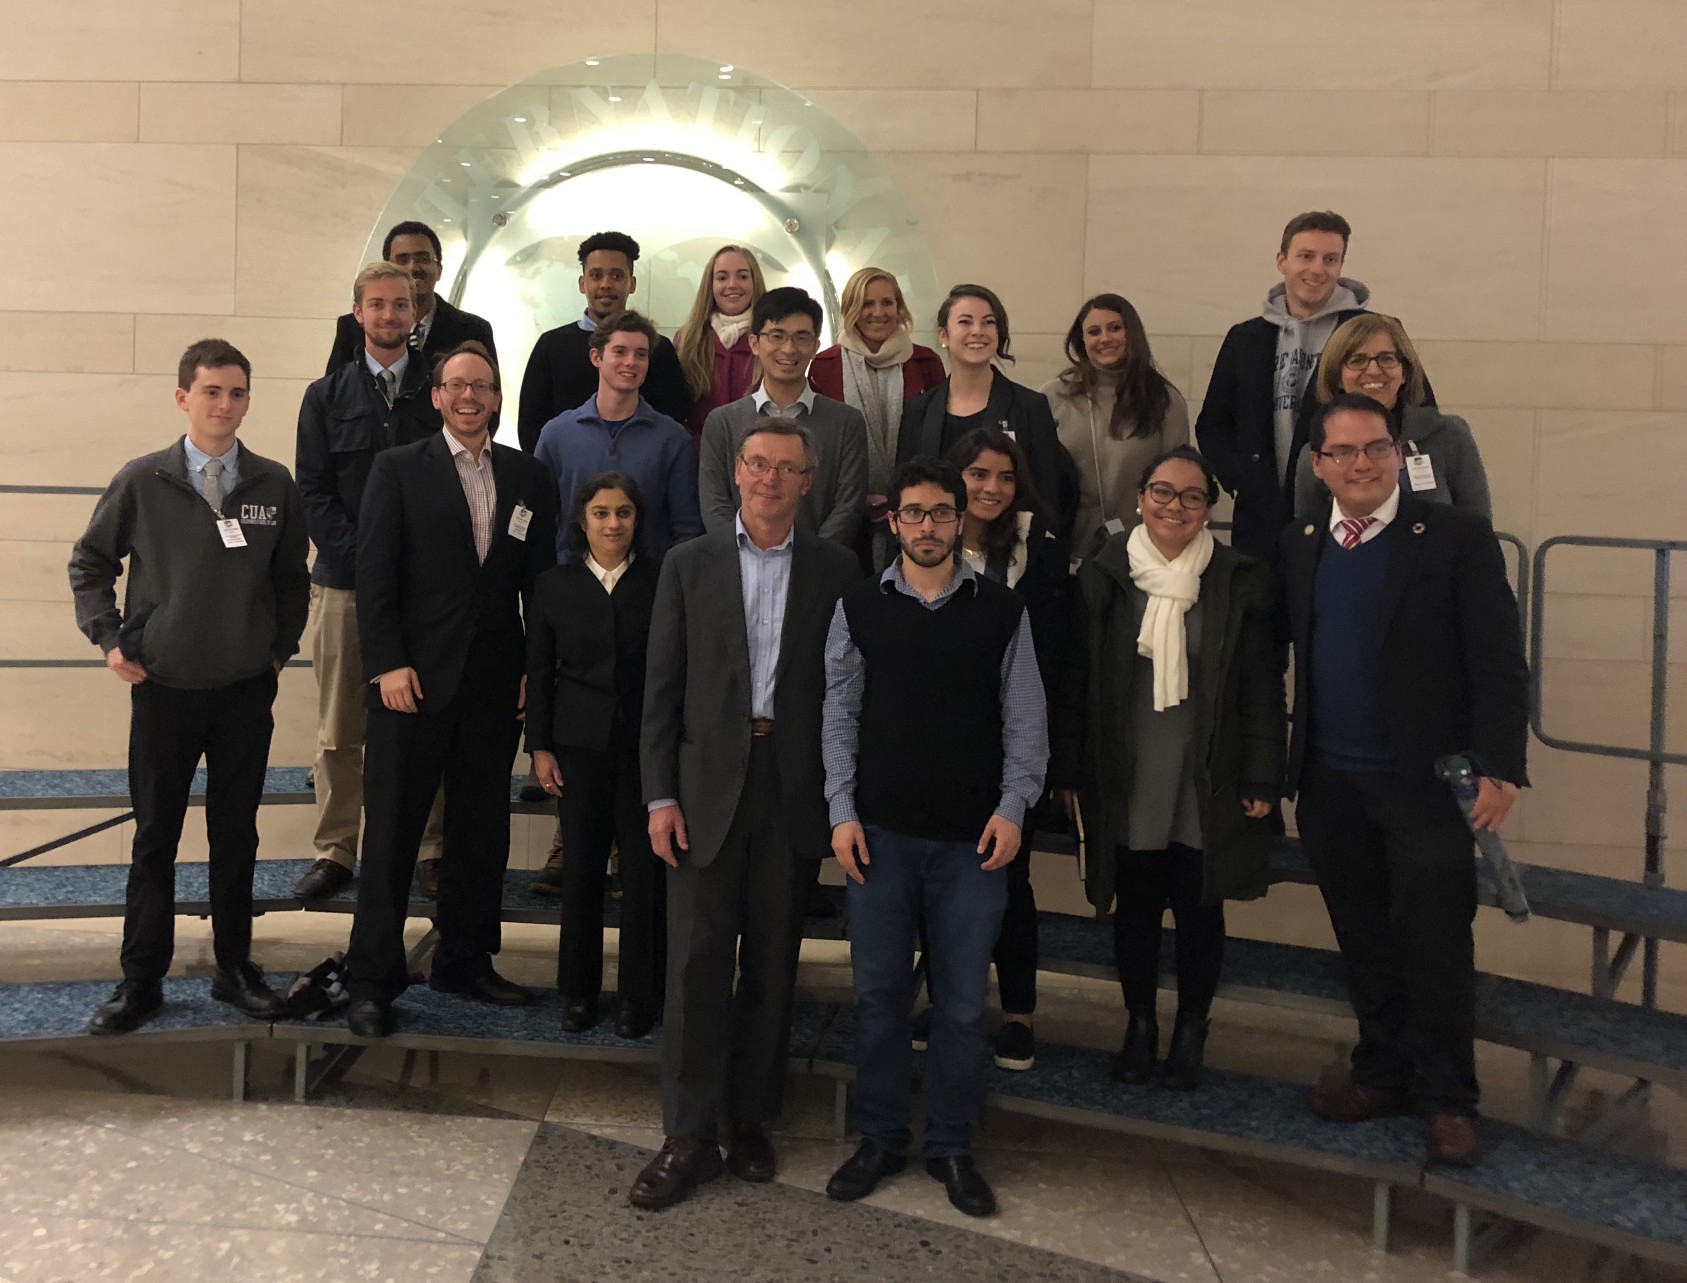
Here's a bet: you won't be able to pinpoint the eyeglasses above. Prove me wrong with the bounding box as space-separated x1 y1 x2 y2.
1314 439 1398 466
892 505 961 526
1143 482 1211 511
739 456 811 479
1341 350 1402 372
754 329 818 350
390 251 438 267
440 379 495 395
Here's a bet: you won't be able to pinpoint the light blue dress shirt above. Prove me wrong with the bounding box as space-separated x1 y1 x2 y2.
182 435 241 509
736 512 794 720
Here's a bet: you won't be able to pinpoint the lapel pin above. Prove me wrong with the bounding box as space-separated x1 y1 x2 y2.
1303 524 1315 536
1412 522 1426 534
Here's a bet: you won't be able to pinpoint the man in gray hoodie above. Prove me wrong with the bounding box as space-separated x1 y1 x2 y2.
69 339 311 1035
1195 211 1369 563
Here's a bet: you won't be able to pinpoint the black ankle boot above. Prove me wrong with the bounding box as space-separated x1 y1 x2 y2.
1161 1010 1210 1091
1111 1010 1159 1085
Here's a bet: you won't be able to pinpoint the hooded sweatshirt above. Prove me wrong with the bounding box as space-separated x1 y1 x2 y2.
1264 276 1369 484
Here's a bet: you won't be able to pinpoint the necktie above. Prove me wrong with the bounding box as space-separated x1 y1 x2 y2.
380 367 397 408
1338 516 1377 550
408 322 424 353
204 457 225 515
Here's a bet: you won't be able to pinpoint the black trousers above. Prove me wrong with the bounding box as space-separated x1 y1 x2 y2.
122 670 277 981
661 738 809 1142
1297 762 1479 1115
1113 843 1226 1017
554 739 666 1010
347 659 521 1002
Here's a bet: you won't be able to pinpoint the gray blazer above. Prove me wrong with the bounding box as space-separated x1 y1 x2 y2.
640 526 858 868
697 392 868 546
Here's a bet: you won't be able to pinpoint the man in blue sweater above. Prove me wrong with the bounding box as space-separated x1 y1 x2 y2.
532 311 702 564
1279 393 1528 1169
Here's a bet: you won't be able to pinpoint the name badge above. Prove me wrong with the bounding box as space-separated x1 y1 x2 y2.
507 504 533 541
1404 448 1436 493
217 518 248 549
1104 518 1127 537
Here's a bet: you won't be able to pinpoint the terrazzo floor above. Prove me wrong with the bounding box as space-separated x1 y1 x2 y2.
1 913 1686 1281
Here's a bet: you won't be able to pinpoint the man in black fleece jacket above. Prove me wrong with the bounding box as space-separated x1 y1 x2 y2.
69 339 310 1036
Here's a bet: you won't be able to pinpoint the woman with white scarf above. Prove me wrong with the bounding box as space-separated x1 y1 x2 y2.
1051 446 1285 1092
809 267 946 569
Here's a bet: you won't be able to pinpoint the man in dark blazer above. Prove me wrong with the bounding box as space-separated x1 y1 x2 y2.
630 418 857 1210
343 340 557 1038
323 221 497 375
1280 392 1527 1168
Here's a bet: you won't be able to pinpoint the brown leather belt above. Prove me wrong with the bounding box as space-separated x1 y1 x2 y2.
750 718 776 737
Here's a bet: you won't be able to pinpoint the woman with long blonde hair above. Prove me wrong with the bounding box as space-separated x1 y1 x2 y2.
674 244 766 450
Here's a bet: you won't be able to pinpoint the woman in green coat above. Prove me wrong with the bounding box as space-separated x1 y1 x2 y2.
1052 446 1285 1090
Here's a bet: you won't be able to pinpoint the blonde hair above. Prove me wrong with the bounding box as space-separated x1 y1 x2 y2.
352 261 413 308
677 245 766 400
839 266 912 339
1315 313 1427 407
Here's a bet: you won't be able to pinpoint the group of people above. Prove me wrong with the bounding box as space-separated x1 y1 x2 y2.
66 207 1527 1219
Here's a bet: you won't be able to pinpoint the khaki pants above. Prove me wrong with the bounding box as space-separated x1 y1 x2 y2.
310 585 443 869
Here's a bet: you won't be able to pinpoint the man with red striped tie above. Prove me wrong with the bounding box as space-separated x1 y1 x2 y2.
1278 392 1528 1169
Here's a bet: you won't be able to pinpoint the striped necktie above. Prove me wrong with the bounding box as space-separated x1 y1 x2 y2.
1338 516 1377 550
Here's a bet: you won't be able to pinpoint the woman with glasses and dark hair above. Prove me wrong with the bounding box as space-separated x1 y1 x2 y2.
1293 313 1489 519
675 245 767 452
810 267 948 568
924 427 1073 1071
1042 293 1191 558
1052 445 1285 1091
526 472 666 1041
897 284 1079 543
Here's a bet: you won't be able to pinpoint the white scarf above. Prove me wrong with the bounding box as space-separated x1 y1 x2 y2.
710 309 752 349
1127 522 1214 712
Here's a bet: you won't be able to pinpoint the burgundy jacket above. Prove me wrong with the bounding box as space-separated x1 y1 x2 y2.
682 328 757 450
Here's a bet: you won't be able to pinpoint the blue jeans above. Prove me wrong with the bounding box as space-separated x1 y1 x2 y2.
846 825 1008 1158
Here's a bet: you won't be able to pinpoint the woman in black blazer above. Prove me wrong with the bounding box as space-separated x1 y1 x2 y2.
939 426 1072 1072
526 471 664 1039
897 283 1080 544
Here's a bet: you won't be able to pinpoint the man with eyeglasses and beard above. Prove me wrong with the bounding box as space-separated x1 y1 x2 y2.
1281 392 1527 1168
630 418 856 1211
818 457 1047 1218
342 341 557 1039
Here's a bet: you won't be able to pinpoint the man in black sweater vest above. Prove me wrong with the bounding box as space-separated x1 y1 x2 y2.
1280 393 1528 1168
819 458 1048 1218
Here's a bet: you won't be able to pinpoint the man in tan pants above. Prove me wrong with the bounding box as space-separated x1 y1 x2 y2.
294 263 454 899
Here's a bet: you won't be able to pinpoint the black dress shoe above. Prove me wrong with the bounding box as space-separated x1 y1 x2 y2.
346 997 394 1039
415 859 441 900
429 969 532 1007
87 978 163 1035
628 1137 724 1209
293 858 353 900
614 999 656 1040
1160 1011 1209 1091
561 996 600 1033
210 961 285 1018
925 1156 996 1217
826 1140 907 1202
1112 1011 1159 1085
726 1122 776 1182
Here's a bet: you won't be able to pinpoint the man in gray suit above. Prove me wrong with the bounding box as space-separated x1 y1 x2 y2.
697 286 867 549
631 417 858 1210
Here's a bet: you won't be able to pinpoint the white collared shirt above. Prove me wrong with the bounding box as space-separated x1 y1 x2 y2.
364 347 410 383
585 551 633 594
751 383 816 416
1329 484 1402 547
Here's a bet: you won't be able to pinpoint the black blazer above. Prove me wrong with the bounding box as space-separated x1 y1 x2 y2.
294 353 441 589
355 433 557 711
524 556 658 755
325 297 498 376
516 323 691 453
1279 491 1528 795
998 514 1072 704
641 527 858 868
898 369 1080 542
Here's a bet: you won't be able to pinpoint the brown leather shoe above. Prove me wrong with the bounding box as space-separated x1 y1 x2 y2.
628 1137 724 1209
1307 1081 1413 1123
293 858 352 900
726 1122 777 1182
529 843 566 897
1426 1112 1481 1167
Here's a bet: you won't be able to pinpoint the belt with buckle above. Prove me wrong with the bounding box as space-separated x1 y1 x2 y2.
750 718 775 737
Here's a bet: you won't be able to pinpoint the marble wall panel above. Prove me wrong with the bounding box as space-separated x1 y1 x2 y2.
0 313 134 375
1433 91 1670 157
1555 0 1687 91
135 316 334 384
139 84 343 145
1411 340 1657 410
1200 91 1431 157
0 1 240 81
340 85 507 148
0 600 88 661
795 90 976 153
0 83 138 143
976 90 1197 155
0 495 98 545
0 373 182 487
